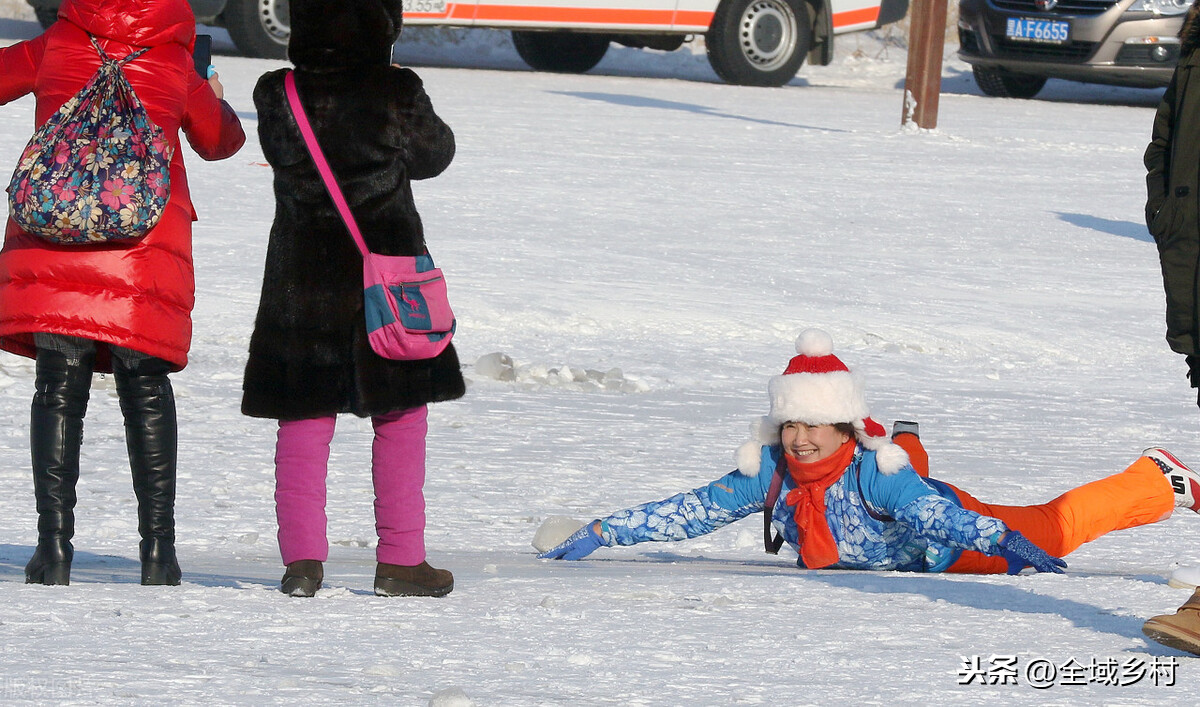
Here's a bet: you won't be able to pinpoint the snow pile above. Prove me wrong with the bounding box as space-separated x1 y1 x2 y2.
429 686 475 706
530 515 586 552
471 352 649 393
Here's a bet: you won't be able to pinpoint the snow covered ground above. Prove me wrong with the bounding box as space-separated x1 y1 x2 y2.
0 10 1198 705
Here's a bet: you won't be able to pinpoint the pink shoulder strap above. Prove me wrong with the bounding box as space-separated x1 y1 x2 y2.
284 70 369 257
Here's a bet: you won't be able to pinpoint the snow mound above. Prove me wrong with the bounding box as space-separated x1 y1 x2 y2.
429 687 475 707
471 352 649 393
531 515 586 553
1169 565 1200 590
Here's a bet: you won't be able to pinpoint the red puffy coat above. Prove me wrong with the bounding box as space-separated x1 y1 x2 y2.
0 0 245 372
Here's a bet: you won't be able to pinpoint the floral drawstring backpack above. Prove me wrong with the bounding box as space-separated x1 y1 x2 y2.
6 34 173 245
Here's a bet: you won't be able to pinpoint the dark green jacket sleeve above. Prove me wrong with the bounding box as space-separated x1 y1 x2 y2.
1146 69 1178 232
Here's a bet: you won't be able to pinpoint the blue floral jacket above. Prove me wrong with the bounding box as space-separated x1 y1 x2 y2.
598 444 1007 572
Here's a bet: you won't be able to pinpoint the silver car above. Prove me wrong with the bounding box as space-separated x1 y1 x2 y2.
958 0 1189 97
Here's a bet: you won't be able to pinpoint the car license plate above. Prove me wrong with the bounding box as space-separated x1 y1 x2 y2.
403 0 448 13
1005 17 1070 44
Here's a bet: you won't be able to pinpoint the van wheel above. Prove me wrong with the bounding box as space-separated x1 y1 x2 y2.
706 0 810 86
972 66 1047 99
512 31 610 73
222 0 290 60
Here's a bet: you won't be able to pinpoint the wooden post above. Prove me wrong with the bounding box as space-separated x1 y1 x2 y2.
902 0 948 129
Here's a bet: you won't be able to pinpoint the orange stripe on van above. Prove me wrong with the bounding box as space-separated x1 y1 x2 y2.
832 6 881 28
473 5 679 24
673 9 715 27
411 3 881 30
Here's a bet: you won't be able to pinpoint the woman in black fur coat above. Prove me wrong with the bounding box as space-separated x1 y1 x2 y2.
242 0 464 598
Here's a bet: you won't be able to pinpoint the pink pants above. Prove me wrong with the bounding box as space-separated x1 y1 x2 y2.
274 405 428 566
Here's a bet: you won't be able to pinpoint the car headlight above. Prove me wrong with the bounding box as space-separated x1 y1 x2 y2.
1127 0 1191 15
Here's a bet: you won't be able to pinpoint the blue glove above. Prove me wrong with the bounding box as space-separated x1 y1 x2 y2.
538 521 605 560
998 531 1066 575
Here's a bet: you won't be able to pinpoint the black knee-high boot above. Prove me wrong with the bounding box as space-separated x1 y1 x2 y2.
26 349 94 585
115 356 181 586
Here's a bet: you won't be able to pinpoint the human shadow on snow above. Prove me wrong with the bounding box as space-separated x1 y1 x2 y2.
0 543 271 588
0 543 387 595
803 569 1174 654
586 550 1183 655
548 91 851 133
0 543 142 584
1055 212 1154 243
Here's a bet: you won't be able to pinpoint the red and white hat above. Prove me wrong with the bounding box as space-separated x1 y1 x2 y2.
735 329 908 475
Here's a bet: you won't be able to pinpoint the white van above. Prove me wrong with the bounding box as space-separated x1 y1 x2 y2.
28 0 909 86
405 0 911 85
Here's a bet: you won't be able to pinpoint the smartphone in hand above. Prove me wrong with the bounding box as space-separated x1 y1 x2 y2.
193 34 212 78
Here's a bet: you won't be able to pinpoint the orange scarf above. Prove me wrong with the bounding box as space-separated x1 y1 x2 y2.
784 439 856 569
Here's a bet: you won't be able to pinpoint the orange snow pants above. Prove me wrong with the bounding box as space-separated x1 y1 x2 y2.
890 433 1175 574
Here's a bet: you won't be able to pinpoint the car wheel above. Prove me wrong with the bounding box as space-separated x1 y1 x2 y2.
511 31 611 73
34 6 57 29
972 66 1047 99
706 0 811 87
222 0 290 60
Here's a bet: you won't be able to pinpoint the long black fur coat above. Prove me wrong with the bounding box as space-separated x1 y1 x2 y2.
241 0 464 420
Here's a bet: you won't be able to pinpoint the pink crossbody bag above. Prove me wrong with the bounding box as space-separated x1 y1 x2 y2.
284 70 455 361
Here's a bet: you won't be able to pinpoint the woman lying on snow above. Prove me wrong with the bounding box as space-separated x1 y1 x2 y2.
536 329 1200 574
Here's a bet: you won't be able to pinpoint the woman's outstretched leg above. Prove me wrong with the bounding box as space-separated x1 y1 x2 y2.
948 453 1178 573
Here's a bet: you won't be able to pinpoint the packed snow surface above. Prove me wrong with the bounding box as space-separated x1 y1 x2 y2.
0 13 1198 705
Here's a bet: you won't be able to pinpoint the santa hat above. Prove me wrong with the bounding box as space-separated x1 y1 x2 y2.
735 329 908 476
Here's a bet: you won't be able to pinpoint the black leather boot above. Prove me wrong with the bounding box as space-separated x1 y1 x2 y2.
26 349 93 585
115 356 182 586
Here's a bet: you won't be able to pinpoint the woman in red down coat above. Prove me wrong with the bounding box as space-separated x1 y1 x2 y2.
0 0 245 587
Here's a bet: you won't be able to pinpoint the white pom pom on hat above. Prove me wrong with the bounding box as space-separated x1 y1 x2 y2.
795 328 834 357
735 329 908 476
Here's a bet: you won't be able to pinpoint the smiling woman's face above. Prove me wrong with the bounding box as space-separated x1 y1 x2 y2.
781 422 851 464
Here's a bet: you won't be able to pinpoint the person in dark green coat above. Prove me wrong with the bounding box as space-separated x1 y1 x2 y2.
1143 1 1200 655
1146 0 1200 405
